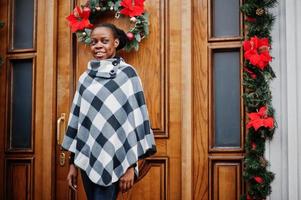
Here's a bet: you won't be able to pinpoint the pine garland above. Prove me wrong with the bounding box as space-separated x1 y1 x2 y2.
241 0 278 199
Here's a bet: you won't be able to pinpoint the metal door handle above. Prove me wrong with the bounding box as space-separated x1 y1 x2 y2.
57 113 66 145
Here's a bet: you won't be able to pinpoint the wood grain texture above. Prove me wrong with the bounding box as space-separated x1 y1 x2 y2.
181 0 193 199
192 0 209 199
35 0 57 199
33 0 45 198
56 0 74 198
166 0 182 199
209 157 243 200
193 1 245 199
122 157 168 200
5 158 34 200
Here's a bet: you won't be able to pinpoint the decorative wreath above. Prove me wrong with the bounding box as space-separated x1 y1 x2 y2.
66 0 149 51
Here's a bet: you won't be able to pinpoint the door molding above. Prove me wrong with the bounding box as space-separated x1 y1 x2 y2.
181 0 193 200
34 0 57 199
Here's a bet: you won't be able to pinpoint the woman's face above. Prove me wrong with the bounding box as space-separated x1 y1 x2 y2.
90 27 119 60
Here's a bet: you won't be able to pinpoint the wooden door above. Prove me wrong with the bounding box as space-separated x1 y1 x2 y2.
56 0 182 199
0 0 57 199
0 0 245 199
192 0 245 199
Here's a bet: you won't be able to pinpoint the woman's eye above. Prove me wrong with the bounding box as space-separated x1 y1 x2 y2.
91 40 97 45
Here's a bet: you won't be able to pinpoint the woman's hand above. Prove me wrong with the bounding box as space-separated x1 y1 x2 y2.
119 166 135 193
67 164 78 191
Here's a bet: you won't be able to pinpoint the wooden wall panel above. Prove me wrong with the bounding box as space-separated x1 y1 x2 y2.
209 157 243 200
5 158 33 200
124 157 168 200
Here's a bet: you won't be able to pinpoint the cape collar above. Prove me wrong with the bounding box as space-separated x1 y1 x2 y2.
87 57 123 79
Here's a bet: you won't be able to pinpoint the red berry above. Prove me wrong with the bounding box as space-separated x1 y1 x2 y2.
254 176 264 184
127 32 135 41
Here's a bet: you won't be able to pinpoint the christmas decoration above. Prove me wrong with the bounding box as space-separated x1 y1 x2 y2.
251 142 256 150
66 0 150 51
247 106 274 131
243 36 272 70
245 17 256 23
241 0 278 199
120 0 144 17
130 17 137 23
126 32 135 41
67 6 93 33
256 8 265 16
254 176 264 184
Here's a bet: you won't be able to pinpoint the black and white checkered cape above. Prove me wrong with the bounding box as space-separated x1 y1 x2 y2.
62 57 156 186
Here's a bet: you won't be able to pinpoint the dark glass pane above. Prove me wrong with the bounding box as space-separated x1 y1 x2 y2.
212 0 240 37
213 51 240 147
13 0 34 49
11 59 33 149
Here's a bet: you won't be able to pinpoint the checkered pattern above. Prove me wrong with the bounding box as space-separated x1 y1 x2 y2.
62 58 156 186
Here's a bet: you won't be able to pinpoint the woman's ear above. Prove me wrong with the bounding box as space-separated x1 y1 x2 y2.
114 38 120 49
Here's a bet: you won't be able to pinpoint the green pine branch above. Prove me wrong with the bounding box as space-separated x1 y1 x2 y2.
241 0 278 199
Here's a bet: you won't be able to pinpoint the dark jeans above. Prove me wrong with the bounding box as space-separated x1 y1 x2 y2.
80 170 119 200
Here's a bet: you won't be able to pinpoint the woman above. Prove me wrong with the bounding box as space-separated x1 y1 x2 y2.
61 23 157 200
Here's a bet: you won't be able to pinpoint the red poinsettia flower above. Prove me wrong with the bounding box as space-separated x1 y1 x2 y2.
243 36 272 70
254 176 264 184
247 106 274 131
120 0 145 17
66 6 93 32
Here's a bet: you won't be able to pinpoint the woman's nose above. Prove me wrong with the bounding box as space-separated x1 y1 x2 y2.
94 41 103 48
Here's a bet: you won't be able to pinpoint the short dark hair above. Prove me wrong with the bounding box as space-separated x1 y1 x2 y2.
92 23 128 50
